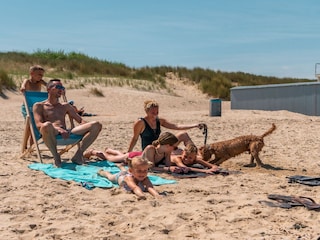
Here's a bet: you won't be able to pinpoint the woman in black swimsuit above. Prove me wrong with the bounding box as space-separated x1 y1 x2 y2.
127 100 205 152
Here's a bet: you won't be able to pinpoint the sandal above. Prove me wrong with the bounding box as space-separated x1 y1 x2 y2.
81 181 95 190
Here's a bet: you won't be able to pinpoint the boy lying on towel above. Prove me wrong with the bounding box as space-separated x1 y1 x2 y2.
170 143 220 174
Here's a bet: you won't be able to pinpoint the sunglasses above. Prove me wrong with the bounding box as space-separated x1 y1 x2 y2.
54 85 65 90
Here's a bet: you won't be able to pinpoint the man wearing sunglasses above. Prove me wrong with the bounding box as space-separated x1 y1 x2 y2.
33 79 102 167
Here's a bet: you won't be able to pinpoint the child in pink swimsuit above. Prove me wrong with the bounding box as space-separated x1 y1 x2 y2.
84 148 142 163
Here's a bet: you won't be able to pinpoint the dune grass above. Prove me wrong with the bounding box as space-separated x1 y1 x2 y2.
0 69 16 94
0 50 314 99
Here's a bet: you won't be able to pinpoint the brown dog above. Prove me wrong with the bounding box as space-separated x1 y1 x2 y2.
199 123 276 167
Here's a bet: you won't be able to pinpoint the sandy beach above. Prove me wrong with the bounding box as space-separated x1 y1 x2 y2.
1 78 320 240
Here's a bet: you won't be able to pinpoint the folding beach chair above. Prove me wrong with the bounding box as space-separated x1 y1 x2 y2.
21 91 83 163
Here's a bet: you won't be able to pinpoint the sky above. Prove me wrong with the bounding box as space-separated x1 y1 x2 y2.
1 0 320 80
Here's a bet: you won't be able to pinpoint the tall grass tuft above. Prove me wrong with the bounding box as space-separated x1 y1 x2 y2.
0 69 16 93
90 87 104 97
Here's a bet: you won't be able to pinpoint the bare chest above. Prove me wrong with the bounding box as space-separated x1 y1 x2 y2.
42 103 67 126
26 81 43 91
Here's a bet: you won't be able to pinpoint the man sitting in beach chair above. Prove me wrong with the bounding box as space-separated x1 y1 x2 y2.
31 79 102 167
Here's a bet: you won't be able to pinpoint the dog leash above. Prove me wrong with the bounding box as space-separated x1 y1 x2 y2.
201 124 208 145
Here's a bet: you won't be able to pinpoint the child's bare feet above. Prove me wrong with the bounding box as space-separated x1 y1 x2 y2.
123 158 129 165
95 151 106 160
83 149 94 159
97 169 104 176
137 195 147 200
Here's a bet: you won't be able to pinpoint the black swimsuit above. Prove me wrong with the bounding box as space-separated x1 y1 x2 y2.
140 118 161 150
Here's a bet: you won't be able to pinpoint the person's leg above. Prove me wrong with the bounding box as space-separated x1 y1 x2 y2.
84 148 129 162
26 125 34 147
114 163 127 172
98 169 117 182
105 148 123 155
70 121 102 164
40 122 61 167
104 152 129 162
84 149 107 160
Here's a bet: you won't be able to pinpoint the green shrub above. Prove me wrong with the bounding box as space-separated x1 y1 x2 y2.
0 50 314 100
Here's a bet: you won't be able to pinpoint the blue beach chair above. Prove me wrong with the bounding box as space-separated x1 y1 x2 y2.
21 91 83 163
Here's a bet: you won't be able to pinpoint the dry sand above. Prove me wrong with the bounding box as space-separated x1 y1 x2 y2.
1 78 320 239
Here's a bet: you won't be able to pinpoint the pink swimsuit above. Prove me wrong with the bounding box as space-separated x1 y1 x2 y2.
128 151 142 158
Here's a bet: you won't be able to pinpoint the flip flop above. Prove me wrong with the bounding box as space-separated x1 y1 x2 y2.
267 194 304 207
294 196 320 211
259 200 293 209
267 194 320 211
287 175 320 186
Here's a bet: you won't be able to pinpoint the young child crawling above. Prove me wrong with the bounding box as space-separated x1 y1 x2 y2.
98 156 162 200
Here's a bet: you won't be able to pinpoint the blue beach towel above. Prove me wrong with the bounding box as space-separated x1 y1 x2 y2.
28 161 177 189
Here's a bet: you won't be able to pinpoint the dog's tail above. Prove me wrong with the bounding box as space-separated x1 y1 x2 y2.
261 123 276 138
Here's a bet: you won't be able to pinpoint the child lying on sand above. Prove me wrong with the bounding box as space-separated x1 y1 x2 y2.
98 156 162 200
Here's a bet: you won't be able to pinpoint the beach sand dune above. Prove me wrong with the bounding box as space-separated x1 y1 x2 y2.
1 79 320 239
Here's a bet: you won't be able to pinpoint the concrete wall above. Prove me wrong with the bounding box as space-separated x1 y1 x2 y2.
230 82 320 116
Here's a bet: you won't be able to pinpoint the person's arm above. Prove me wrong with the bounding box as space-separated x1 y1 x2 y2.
171 155 219 174
40 79 47 87
142 146 181 173
174 157 209 173
163 153 172 167
127 119 144 152
124 176 146 200
20 79 28 93
143 177 161 198
160 118 203 130
65 103 86 125
142 146 164 172
33 102 45 129
195 158 219 172
171 156 187 168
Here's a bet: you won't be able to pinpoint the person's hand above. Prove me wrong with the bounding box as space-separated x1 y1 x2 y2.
58 128 70 139
137 195 147 200
198 123 207 129
172 166 190 174
205 168 219 174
